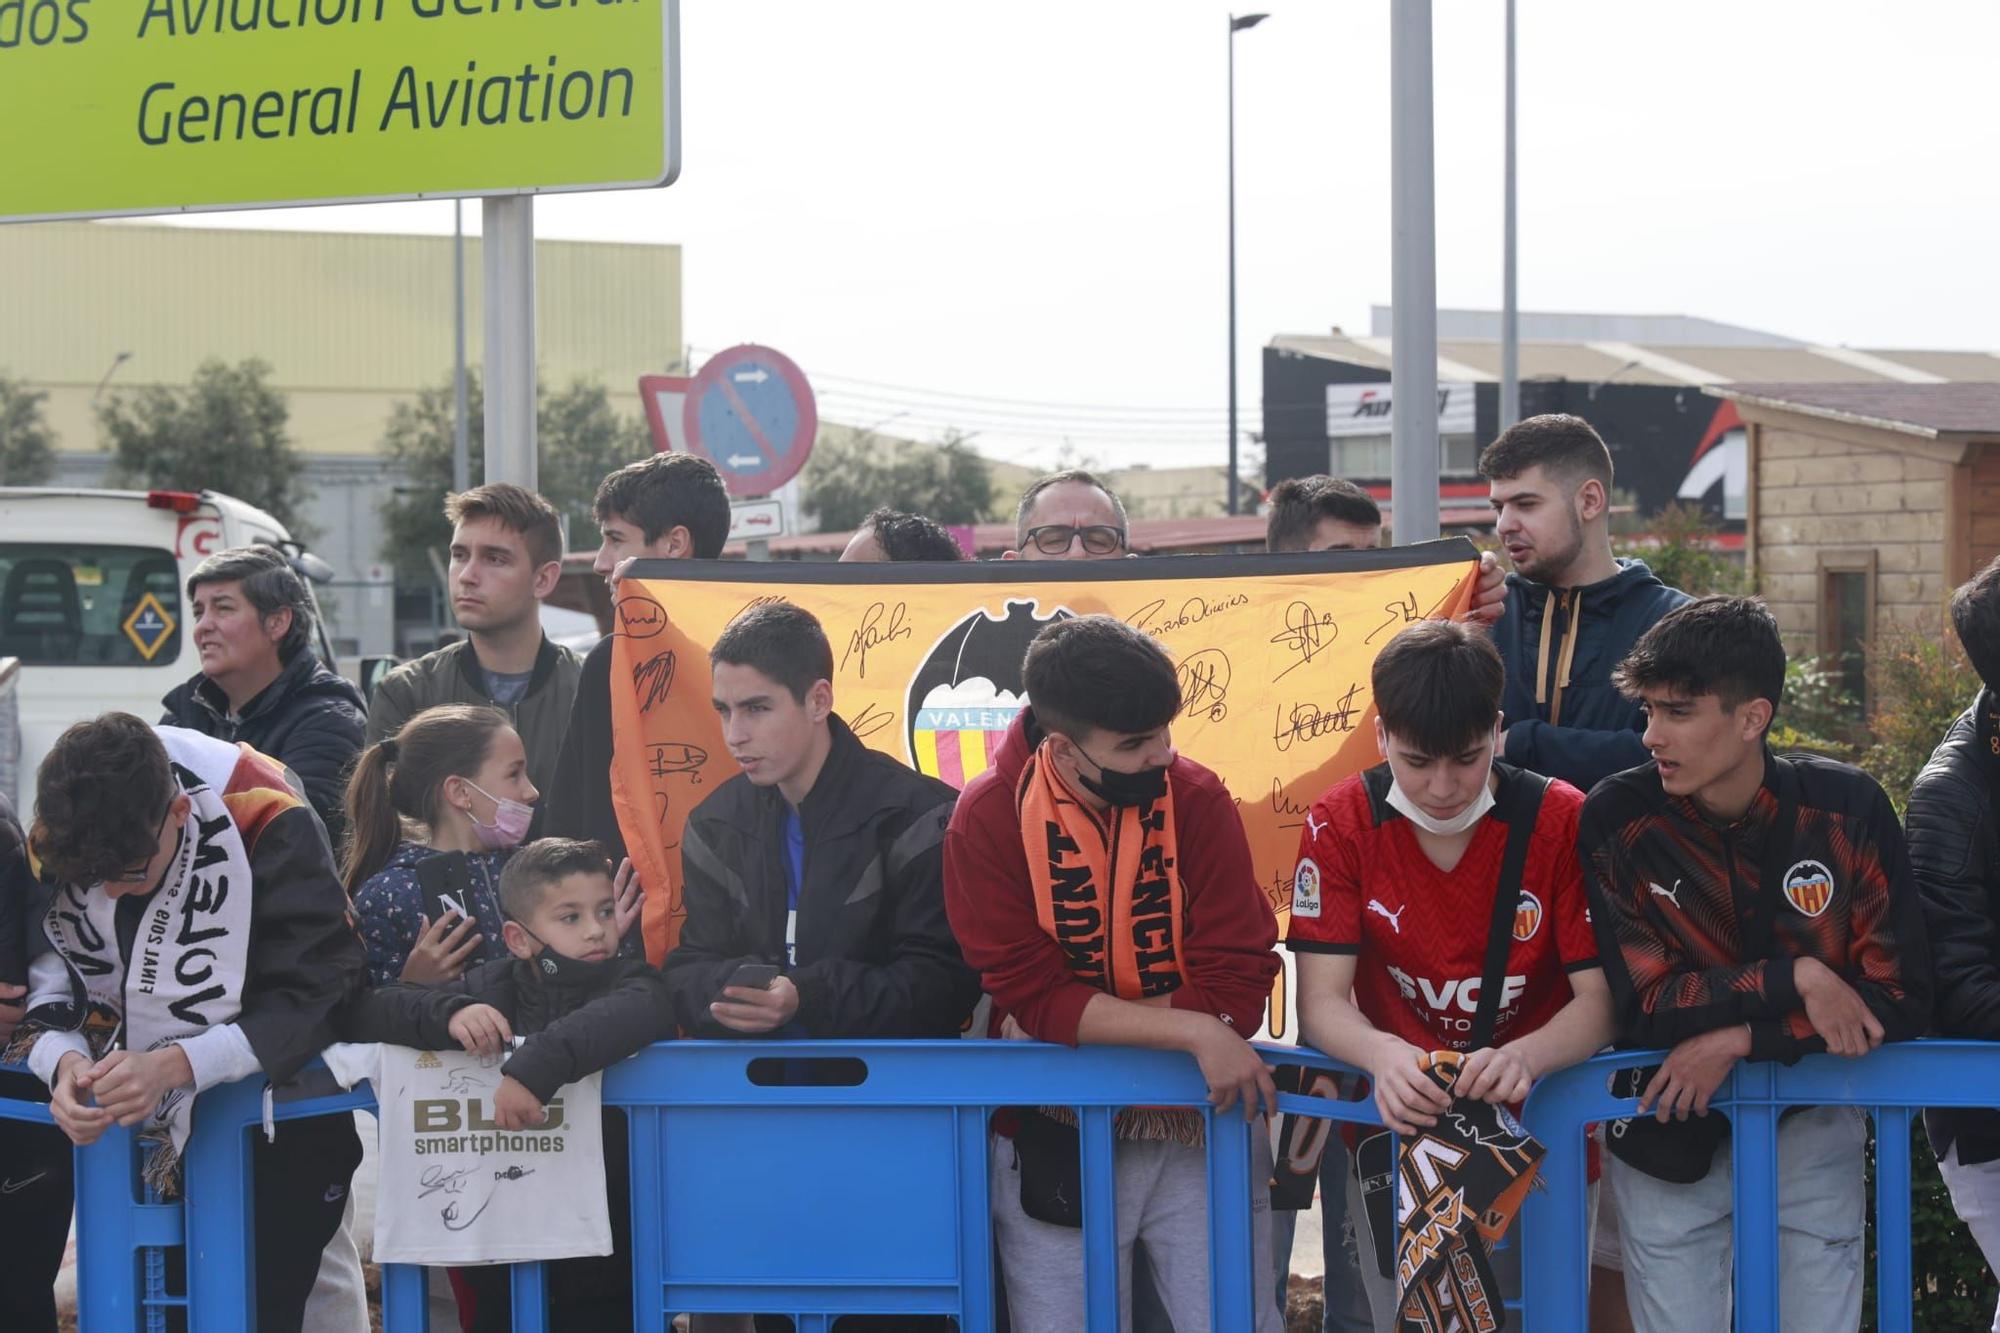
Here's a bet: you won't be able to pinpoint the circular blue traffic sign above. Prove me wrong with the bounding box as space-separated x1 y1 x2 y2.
682 344 818 497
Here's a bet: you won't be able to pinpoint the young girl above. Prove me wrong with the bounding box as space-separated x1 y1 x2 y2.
343 705 538 987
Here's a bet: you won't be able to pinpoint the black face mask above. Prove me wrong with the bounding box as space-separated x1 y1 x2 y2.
1073 743 1170 808
514 926 623 987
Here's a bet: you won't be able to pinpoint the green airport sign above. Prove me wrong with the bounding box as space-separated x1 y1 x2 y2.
0 0 679 221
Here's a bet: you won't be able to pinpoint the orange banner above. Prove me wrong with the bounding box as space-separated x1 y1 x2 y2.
608 540 1480 1036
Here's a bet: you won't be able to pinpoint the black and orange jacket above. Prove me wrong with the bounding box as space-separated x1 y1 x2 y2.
1580 749 1930 1067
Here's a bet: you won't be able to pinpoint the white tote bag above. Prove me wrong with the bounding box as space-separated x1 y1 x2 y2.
370 1044 612 1266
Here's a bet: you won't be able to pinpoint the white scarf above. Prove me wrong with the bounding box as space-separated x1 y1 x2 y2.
39 730 255 1186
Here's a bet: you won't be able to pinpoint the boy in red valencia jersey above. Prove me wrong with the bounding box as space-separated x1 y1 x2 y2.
1289 763 1597 1061
1581 597 1930 1333
1291 622 1614 1329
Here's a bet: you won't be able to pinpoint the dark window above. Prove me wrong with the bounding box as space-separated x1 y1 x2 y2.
0 544 182 667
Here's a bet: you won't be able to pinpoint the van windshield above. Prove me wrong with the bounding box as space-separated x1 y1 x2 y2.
0 544 183 667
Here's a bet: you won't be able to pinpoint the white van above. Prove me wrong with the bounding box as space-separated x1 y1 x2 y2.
0 487 334 809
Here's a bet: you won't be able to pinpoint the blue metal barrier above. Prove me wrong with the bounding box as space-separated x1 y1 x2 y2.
18 1039 1992 1330
17 1042 1268 1332
1519 1038 2000 1333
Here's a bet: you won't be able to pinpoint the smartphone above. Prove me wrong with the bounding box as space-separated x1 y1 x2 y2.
726 962 782 992
414 852 475 927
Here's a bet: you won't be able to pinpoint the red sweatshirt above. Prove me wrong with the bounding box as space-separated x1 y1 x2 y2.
944 710 1280 1045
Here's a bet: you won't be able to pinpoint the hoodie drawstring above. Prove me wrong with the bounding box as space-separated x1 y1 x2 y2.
1534 589 1585 728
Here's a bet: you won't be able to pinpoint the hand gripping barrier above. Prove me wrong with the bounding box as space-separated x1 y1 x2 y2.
13 1041 1269 1332
1520 1038 2000 1333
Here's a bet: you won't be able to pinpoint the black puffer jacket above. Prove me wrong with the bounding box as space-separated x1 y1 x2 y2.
663 715 981 1039
342 954 672 1103
161 649 367 848
1911 690 2000 1163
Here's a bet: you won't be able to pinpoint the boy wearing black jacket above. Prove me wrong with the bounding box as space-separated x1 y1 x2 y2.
346 837 674 1332
1911 555 2000 1332
662 601 979 1041
1581 598 1930 1333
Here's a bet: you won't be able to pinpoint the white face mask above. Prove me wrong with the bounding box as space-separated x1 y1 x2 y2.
1386 776 1496 836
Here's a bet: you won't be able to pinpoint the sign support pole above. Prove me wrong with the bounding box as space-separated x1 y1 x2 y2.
1389 0 1441 544
483 195 538 490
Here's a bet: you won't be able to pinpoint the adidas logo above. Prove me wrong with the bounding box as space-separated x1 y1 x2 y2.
414 1050 442 1069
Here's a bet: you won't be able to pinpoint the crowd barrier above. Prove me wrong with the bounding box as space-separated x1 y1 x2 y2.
6 1038 1996 1331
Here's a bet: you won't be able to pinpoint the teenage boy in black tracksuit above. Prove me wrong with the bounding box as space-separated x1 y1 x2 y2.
346 837 674 1333
662 601 979 1041
1911 555 2000 1332
1580 598 1929 1333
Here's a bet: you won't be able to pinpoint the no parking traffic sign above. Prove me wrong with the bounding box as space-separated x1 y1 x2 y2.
682 345 817 497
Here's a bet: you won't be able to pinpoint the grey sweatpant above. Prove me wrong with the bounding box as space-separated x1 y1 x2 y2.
989 1130 1283 1332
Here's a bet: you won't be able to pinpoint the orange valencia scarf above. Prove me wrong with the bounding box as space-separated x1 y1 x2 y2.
1018 738 1195 1142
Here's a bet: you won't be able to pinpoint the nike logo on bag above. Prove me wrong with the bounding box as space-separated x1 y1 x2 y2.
1366 900 1407 933
323 1185 346 1203
0 1173 47 1194
1649 880 1684 911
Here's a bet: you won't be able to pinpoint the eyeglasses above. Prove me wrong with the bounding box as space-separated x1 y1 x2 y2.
1021 524 1125 556
107 805 173 886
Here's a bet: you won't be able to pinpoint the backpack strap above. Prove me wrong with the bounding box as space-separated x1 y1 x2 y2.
1470 768 1551 1051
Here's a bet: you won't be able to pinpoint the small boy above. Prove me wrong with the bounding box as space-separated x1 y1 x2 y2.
346 837 674 1333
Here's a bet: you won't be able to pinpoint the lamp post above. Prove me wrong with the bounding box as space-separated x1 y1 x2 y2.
1226 12 1267 516
91 351 132 406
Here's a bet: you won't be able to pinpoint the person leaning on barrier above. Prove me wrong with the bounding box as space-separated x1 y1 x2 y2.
839 506 968 562
545 452 732 874
1911 553 2000 1333
158 544 369 848
662 601 979 1042
1289 620 1612 1329
0 788 74 1333
11 712 367 1332
1580 596 1932 1333
943 614 1285 1333
345 837 672 1333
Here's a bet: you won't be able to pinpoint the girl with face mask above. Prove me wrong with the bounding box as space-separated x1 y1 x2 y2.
342 705 538 986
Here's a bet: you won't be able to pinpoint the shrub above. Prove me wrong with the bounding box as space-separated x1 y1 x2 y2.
1860 627 1975 814
1615 503 1748 597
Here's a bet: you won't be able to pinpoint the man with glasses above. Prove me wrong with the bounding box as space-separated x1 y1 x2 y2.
1002 470 1131 561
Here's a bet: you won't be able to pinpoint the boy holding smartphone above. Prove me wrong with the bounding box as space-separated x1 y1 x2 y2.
662 601 980 1040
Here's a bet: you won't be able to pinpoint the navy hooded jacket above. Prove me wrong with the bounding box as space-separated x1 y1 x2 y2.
1494 557 1689 793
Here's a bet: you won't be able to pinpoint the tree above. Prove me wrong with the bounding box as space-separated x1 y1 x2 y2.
802 429 995 532
378 371 652 581
0 373 56 485
100 359 306 532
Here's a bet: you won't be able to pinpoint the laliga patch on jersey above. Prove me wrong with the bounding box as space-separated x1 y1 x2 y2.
1293 858 1322 918
1512 889 1543 942
1783 859 1836 918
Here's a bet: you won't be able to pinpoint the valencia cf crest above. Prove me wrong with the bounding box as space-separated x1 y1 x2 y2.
1783 860 1836 918
1512 889 1543 942
904 599 1073 788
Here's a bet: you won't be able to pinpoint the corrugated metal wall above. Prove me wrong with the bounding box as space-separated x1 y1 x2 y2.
0 218 680 407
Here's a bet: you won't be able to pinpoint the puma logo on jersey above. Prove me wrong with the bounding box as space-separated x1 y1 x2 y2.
1649 880 1684 911
1366 899 1406 933
1305 811 1330 843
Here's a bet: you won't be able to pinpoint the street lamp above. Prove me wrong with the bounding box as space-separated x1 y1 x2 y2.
91 351 132 406
1226 11 1267 516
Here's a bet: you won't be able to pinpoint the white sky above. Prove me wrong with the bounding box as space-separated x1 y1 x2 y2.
168 0 2000 472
